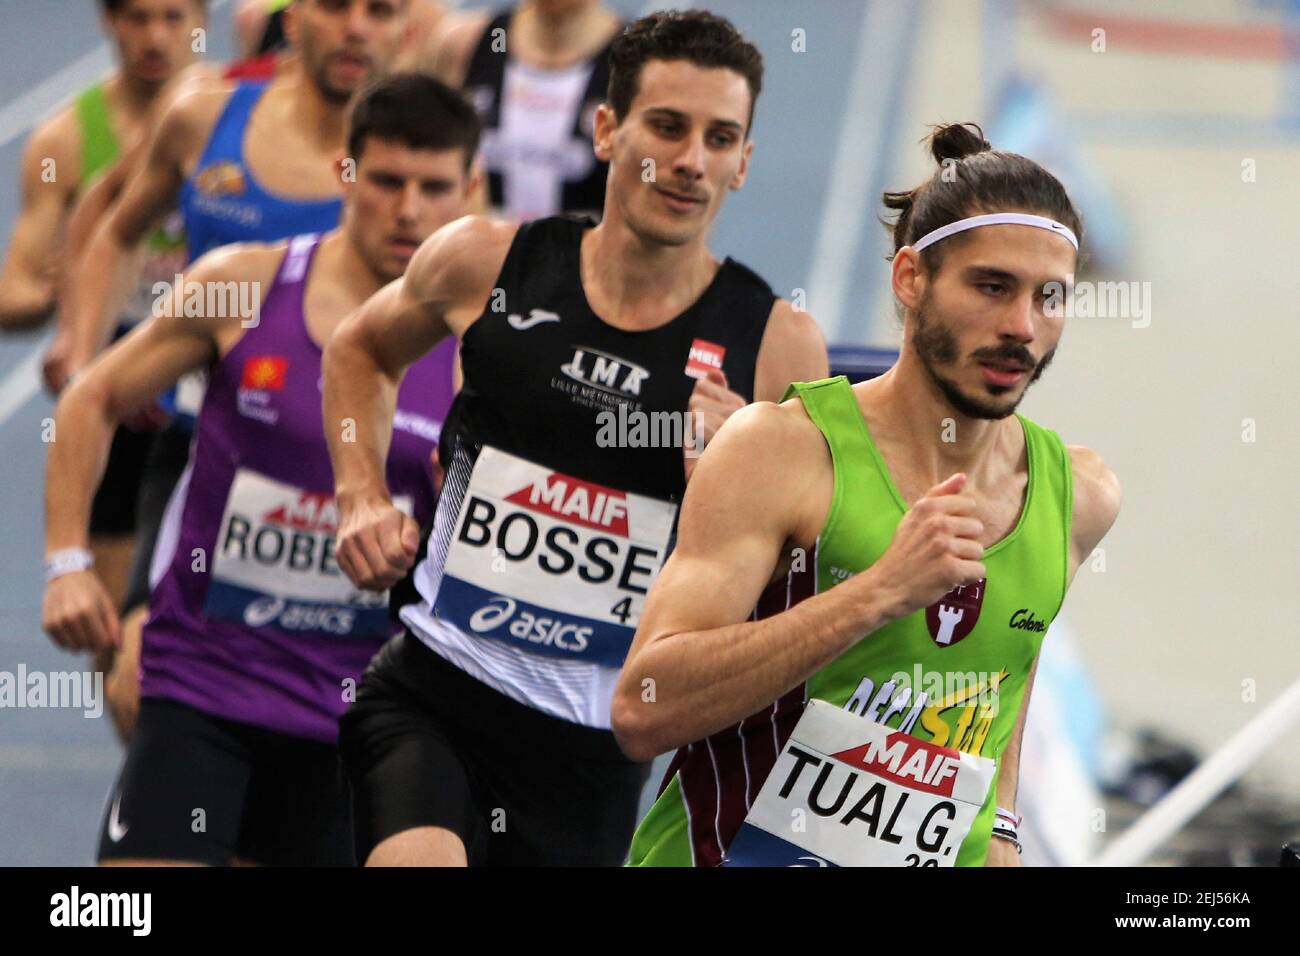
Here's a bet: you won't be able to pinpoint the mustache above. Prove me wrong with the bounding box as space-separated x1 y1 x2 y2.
971 344 1038 370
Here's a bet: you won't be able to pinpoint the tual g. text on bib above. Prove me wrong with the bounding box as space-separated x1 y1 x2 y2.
433 446 677 668
723 700 996 867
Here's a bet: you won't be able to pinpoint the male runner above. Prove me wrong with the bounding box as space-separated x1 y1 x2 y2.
615 123 1123 868
322 9 828 866
426 0 623 220
0 0 206 612
59 0 417 738
42 74 479 866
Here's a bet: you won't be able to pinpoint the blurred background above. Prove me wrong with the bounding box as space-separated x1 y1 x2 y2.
0 0 1295 865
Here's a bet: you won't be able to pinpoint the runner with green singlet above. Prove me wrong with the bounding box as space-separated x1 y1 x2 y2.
75 82 190 341
614 122 1123 868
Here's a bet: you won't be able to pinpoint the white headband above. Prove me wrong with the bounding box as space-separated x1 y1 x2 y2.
910 212 1079 253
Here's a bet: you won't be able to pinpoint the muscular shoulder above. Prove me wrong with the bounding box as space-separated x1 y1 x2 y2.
755 299 829 402
26 106 82 193
1067 445 1122 557
428 10 493 83
405 215 518 315
174 240 286 336
696 397 833 540
155 80 235 154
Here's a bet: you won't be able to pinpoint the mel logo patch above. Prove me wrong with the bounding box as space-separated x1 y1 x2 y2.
925 577 985 648
685 339 725 379
241 355 288 391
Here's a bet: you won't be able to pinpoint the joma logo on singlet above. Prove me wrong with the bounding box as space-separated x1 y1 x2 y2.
560 347 650 396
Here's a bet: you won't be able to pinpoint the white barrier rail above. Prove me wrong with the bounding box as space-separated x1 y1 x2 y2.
1091 675 1300 866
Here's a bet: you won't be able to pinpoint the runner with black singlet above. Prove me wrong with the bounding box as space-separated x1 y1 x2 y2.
427 0 623 221
322 10 830 866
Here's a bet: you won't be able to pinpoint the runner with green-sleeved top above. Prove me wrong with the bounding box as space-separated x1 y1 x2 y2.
614 122 1123 868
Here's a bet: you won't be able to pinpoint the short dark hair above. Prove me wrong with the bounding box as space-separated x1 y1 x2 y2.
607 9 764 136
347 73 481 171
100 0 207 13
883 122 1084 271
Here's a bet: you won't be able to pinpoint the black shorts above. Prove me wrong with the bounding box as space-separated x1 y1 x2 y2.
87 424 154 537
121 421 191 613
340 631 650 866
97 697 354 866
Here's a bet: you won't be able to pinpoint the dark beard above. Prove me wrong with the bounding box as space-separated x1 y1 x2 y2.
911 302 1054 420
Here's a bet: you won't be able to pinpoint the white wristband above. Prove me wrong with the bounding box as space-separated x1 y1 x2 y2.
44 547 94 583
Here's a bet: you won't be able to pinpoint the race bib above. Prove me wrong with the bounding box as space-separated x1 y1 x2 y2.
432 446 677 668
723 700 996 867
203 468 411 637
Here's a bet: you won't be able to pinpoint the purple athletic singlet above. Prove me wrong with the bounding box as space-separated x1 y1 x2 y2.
140 233 456 742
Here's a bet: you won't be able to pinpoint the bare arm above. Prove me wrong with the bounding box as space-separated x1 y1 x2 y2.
424 11 491 85
752 300 830 403
986 447 1120 864
681 300 828 482
0 118 78 330
612 402 988 761
43 247 250 651
63 91 199 366
323 215 512 589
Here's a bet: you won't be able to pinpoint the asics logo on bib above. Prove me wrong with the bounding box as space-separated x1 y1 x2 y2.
241 595 363 634
466 596 592 653
560 347 650 396
507 308 561 330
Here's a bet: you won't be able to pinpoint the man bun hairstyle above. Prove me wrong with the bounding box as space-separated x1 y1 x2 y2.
883 122 1083 270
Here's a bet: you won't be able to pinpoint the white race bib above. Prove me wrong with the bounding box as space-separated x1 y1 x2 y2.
204 468 410 637
432 446 677 668
723 700 996 867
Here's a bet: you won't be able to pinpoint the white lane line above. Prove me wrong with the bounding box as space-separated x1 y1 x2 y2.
805 0 912 341
0 0 232 429
0 47 114 151
0 330 52 430
0 0 231 151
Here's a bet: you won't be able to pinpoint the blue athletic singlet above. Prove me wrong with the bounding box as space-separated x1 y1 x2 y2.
179 82 342 262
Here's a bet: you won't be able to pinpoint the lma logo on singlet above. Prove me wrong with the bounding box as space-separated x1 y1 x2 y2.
554 347 650 413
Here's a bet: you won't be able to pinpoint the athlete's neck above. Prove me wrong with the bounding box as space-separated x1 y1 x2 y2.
279 68 349 152
580 221 719 332
329 226 388 292
104 72 168 125
512 2 618 66
865 349 1019 483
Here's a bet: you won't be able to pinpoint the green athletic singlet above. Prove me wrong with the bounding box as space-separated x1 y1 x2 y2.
628 375 1073 867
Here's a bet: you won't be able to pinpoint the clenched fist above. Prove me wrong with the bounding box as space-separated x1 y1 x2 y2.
43 569 122 652
867 473 986 619
335 496 420 591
